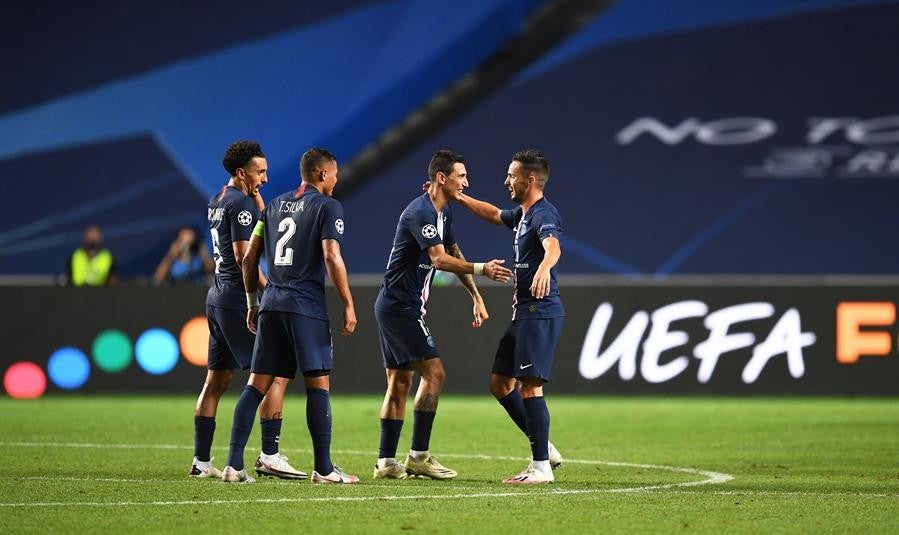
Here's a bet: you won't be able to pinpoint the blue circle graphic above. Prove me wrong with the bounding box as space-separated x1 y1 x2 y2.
135 328 179 375
47 347 90 389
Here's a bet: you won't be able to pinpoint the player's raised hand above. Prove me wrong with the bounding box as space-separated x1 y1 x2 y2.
472 294 489 328
484 259 513 283
530 268 551 299
246 306 259 334
341 305 357 336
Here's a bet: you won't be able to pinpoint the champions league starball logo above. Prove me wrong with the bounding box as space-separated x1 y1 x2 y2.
237 210 253 226
422 224 438 239
335 219 344 234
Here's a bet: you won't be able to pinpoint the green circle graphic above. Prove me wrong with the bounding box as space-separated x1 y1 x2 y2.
92 330 133 373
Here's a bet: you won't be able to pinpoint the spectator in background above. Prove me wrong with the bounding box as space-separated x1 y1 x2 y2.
67 224 116 286
153 226 214 286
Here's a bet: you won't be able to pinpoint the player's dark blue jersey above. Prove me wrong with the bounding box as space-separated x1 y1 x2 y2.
206 185 260 310
259 184 345 321
500 197 565 320
375 193 456 319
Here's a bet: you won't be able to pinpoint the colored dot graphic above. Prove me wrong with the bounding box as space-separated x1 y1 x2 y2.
92 329 133 373
48 347 90 389
4 319 208 397
135 328 179 375
179 317 209 367
4 362 47 399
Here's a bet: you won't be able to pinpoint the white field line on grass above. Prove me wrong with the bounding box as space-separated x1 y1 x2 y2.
0 440 733 508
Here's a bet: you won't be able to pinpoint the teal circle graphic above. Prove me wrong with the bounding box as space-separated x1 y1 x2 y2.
92 329 133 373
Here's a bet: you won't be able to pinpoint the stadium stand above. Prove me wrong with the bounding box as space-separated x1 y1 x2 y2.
1 0 897 276
0 0 544 275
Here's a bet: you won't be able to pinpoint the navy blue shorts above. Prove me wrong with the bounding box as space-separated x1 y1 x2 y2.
493 317 564 382
251 311 333 379
375 309 439 370
206 305 254 371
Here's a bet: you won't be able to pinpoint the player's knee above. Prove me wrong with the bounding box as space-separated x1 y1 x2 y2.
488 374 515 398
272 376 289 388
519 380 543 399
387 369 413 389
384 389 407 407
489 380 512 399
205 370 233 396
420 365 446 387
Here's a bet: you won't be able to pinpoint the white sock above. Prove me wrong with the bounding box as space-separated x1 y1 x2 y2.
377 457 396 469
532 460 552 474
410 449 429 461
260 452 277 462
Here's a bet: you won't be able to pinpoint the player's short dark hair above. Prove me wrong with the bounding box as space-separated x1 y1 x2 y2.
222 140 265 176
300 148 337 181
512 149 550 188
428 149 465 181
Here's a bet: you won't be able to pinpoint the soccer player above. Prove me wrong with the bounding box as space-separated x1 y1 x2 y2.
191 140 304 481
455 149 564 484
373 149 513 480
221 148 358 484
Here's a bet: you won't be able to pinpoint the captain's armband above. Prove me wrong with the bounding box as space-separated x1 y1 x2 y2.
252 221 264 238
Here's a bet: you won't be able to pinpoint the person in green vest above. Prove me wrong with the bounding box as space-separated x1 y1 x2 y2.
67 225 116 286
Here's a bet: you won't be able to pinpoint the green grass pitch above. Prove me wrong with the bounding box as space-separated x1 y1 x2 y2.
1 395 898 533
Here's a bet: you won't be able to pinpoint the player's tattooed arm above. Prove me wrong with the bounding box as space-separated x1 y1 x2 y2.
448 243 478 296
449 243 489 327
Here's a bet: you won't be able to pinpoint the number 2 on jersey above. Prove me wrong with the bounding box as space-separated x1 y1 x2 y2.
274 218 297 266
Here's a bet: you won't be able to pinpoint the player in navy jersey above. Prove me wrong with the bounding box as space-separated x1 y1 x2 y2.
221 148 359 484
373 149 513 480
191 140 304 481
455 149 565 484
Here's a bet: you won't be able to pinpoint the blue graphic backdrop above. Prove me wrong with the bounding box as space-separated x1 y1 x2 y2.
2 0 897 276
341 0 899 275
0 0 542 275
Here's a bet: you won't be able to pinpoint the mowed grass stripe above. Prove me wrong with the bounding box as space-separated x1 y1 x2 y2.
3 396 898 533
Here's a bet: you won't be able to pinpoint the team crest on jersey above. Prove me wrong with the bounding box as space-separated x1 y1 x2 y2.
237 210 253 226
335 219 345 234
422 224 438 239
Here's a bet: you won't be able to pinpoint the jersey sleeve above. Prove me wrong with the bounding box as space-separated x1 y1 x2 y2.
230 196 260 242
410 206 445 250
533 207 563 241
320 199 345 242
443 206 456 249
500 207 522 230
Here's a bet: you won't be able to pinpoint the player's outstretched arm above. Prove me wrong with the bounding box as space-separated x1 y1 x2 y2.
448 243 488 327
456 193 503 226
427 244 513 283
530 236 561 299
240 223 265 333
322 238 357 336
